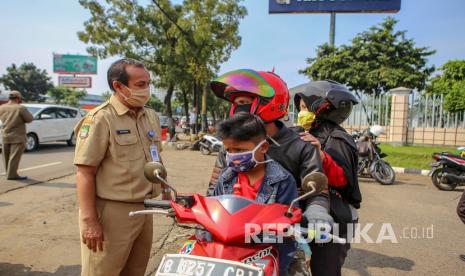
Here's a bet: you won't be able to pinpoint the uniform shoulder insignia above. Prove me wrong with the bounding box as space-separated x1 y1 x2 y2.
87 101 110 117
79 124 91 139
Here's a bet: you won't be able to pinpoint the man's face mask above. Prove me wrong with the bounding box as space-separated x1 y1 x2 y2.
234 103 253 114
120 84 150 108
226 140 270 172
297 110 316 131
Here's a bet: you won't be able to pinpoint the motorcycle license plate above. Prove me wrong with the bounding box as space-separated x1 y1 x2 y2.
155 254 264 276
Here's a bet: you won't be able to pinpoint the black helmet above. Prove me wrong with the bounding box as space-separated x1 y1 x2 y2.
294 80 358 124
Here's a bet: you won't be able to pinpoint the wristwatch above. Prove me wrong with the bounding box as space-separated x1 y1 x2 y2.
162 187 172 194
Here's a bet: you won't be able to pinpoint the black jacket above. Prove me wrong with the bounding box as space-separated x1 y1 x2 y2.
309 120 362 208
207 121 322 195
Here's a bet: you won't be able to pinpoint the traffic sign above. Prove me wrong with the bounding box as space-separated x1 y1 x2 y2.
269 0 401 14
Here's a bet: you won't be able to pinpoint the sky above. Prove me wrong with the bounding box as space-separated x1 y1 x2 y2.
1 0 465 95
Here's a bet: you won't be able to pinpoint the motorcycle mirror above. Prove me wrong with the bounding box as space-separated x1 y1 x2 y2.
285 172 328 218
144 162 167 183
301 172 328 194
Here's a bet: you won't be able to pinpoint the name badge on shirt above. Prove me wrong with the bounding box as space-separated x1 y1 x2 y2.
150 144 160 162
117 129 131 135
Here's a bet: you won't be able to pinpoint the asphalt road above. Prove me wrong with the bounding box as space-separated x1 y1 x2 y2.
0 143 76 194
0 149 464 276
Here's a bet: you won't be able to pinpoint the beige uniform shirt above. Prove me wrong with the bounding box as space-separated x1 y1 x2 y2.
0 102 34 143
74 95 163 203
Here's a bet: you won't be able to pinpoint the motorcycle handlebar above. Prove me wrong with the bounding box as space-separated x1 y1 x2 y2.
144 199 171 209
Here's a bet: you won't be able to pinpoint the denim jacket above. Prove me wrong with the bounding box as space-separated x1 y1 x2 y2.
212 158 298 275
213 158 298 204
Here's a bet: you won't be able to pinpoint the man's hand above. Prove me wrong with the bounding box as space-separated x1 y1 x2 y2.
303 204 334 229
81 218 104 252
300 132 325 162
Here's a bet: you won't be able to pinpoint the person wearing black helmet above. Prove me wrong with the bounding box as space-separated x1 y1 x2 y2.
294 80 361 276
207 69 328 275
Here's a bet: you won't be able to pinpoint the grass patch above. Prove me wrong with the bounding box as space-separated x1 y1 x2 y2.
379 144 461 170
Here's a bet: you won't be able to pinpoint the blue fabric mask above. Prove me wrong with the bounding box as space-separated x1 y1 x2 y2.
226 140 269 173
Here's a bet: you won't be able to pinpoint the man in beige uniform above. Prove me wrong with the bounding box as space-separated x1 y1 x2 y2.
74 58 170 276
0 91 34 180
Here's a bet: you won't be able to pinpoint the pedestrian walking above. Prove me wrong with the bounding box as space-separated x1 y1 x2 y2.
189 108 197 135
74 58 169 276
0 90 33 180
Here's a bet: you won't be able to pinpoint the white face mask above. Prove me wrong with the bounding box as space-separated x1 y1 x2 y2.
120 84 150 108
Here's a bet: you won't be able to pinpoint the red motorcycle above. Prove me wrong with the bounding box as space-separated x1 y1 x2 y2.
130 162 337 276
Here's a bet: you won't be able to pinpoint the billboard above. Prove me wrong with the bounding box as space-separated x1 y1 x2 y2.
53 54 97 75
58 76 92 88
270 0 401 14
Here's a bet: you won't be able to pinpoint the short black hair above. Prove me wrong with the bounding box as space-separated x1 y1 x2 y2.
218 113 266 142
107 58 146 91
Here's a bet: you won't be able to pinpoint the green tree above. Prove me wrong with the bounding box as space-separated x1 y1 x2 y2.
0 63 53 102
78 0 246 132
427 60 465 113
147 95 165 113
78 0 183 118
300 17 436 95
101 91 112 101
48 86 87 107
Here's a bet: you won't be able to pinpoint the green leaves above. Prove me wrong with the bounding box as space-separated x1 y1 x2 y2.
427 60 465 113
47 86 87 107
78 0 246 120
0 63 53 102
301 17 435 96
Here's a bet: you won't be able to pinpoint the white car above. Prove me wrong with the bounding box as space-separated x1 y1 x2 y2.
0 104 83 151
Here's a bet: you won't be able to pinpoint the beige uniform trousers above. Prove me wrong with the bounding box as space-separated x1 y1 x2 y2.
79 198 153 276
2 142 26 178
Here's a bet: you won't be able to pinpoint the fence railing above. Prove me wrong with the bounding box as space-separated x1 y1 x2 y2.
345 92 391 126
408 92 465 129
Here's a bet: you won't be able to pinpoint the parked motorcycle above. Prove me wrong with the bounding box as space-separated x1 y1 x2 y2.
430 147 465 191
352 125 396 185
197 134 223 155
131 162 342 276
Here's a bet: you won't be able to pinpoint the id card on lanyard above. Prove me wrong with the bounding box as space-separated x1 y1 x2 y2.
148 130 160 162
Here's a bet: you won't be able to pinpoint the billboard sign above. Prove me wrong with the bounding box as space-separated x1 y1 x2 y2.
53 54 97 75
270 0 401 14
58 76 92 88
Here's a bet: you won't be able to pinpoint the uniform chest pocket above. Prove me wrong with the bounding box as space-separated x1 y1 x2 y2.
114 134 143 161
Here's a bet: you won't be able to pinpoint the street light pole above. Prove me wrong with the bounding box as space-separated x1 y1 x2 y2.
329 12 336 46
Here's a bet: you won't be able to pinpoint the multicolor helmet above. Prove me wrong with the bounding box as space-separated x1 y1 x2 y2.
210 69 290 123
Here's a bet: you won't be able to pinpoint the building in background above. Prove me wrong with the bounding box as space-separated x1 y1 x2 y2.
79 94 105 110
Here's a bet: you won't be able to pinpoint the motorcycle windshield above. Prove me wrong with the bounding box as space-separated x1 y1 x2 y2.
211 195 257 215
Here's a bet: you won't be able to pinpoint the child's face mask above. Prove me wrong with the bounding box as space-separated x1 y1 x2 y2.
297 110 316 131
226 140 269 172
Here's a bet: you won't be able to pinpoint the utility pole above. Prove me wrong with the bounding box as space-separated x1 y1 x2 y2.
329 12 336 46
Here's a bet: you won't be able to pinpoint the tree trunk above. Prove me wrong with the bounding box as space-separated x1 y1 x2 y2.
182 90 189 123
210 110 216 125
163 83 174 118
201 83 208 132
192 81 200 134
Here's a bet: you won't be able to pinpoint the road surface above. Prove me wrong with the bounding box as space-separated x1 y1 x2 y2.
0 148 464 275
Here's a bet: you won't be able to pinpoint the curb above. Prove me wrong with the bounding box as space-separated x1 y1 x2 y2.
393 167 430 176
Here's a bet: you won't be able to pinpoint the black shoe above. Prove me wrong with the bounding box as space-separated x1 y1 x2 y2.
7 176 28 180
460 255 465 262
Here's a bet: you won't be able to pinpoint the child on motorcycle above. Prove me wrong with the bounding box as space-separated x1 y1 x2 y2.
212 112 298 276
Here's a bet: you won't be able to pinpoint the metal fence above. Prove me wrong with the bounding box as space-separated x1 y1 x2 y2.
345 92 391 126
408 92 465 128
